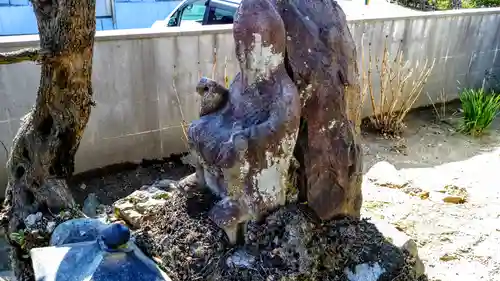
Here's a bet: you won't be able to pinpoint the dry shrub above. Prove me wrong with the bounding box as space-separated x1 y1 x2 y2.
426 88 448 122
359 36 435 135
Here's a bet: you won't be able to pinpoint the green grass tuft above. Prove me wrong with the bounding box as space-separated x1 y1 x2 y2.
459 88 500 136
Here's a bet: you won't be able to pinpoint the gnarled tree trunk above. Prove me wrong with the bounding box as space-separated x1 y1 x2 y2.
0 0 96 279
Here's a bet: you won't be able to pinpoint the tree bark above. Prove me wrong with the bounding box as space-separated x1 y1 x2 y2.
0 0 96 279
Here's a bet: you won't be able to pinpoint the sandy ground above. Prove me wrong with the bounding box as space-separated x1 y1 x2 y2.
361 103 500 281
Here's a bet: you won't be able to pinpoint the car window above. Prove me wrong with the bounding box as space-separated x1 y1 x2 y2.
180 0 207 25
206 5 235 25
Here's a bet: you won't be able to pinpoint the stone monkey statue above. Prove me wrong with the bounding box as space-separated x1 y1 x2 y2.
187 0 301 244
270 0 363 220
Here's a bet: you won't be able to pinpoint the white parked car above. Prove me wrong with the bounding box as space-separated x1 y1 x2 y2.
152 0 240 28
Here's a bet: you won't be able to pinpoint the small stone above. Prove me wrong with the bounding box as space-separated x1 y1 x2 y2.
344 262 386 281
152 179 177 189
83 193 100 218
24 212 42 230
226 249 256 269
372 219 425 277
440 253 458 261
152 256 164 265
113 203 142 228
441 185 468 204
419 191 430 200
112 187 171 228
46 221 57 233
366 161 409 189
442 196 466 204
402 187 430 200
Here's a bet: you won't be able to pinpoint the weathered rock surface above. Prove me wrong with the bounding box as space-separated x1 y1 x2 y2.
371 219 425 277
366 161 409 189
82 193 100 217
113 186 172 228
271 0 363 220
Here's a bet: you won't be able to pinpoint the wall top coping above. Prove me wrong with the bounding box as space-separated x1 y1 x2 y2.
1 7 499 48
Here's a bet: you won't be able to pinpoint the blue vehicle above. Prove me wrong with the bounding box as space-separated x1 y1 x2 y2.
152 0 240 28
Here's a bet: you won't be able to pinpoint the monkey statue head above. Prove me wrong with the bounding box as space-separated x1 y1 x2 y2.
196 77 230 117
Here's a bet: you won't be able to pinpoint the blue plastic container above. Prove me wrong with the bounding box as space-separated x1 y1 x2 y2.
31 220 171 281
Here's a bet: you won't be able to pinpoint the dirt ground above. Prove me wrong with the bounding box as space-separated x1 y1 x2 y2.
361 101 500 281
361 101 500 171
67 101 500 281
68 155 194 205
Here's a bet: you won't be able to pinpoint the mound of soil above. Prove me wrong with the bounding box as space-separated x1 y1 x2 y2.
216 207 425 281
133 188 426 281
134 188 229 280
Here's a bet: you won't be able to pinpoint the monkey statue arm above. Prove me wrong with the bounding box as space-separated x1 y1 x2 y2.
247 82 301 144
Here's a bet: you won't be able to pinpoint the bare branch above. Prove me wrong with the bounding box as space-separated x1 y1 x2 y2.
0 48 39 65
0 140 8 157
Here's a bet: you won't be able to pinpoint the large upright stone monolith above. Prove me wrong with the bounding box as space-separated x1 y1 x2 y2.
272 0 363 220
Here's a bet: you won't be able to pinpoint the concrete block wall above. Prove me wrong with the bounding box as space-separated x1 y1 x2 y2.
349 8 500 108
0 8 500 196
